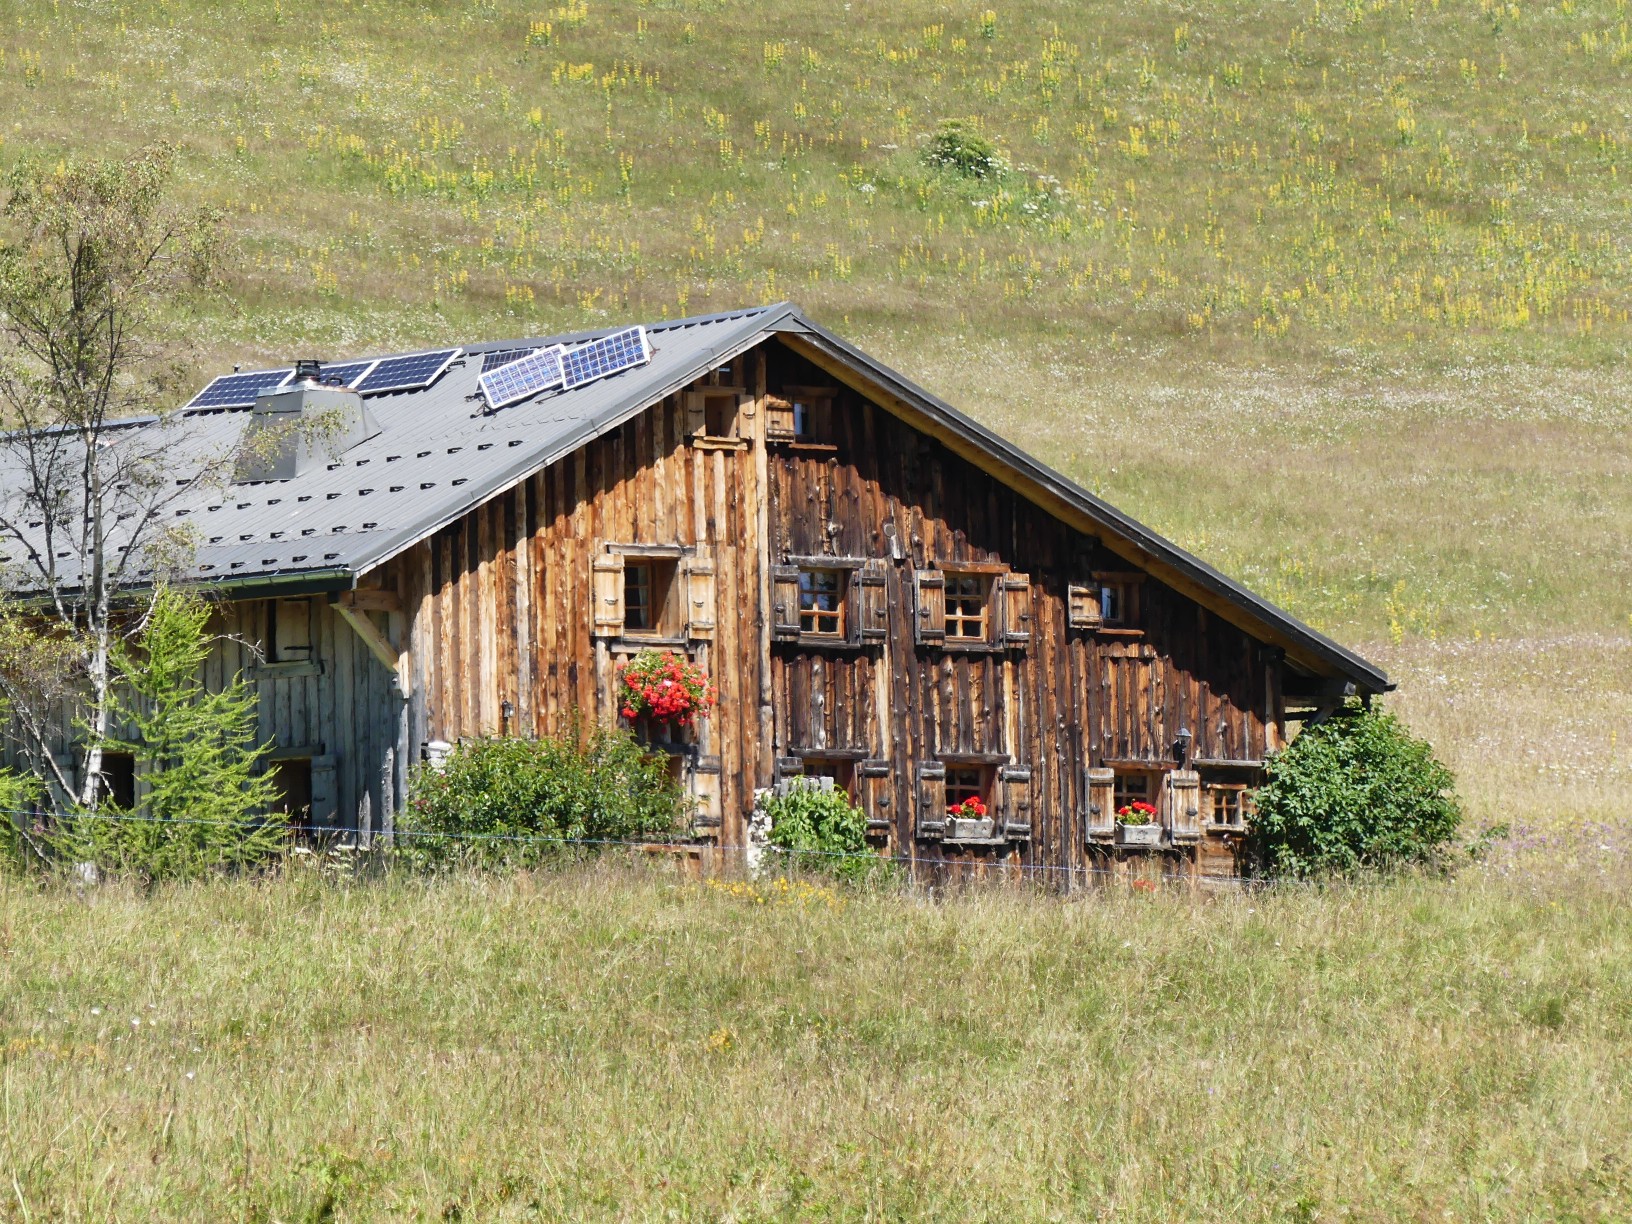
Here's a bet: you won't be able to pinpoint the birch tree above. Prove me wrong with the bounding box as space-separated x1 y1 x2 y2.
0 145 223 811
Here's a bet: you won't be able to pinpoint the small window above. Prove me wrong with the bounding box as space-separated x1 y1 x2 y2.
945 765 990 812
1113 771 1155 818
1098 578 1142 629
1209 784 1251 830
704 394 737 439
769 386 835 442
624 559 678 636
798 569 847 638
944 573 991 641
800 758 857 800
100 751 135 810
271 757 314 835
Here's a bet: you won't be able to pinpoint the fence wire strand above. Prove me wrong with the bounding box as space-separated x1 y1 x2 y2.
0 804 1287 888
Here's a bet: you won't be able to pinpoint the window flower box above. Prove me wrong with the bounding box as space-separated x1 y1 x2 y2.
947 815 996 841
1115 800 1162 849
1116 821 1164 849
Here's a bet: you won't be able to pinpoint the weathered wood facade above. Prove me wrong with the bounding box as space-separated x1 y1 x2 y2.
5 305 1388 883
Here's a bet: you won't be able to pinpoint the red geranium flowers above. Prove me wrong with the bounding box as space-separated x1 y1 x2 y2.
615 649 718 727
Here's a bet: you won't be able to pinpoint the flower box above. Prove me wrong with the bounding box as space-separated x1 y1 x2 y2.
1115 821 1163 849
946 815 996 841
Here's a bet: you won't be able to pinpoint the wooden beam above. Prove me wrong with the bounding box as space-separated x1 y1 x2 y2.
339 589 402 613
333 601 411 697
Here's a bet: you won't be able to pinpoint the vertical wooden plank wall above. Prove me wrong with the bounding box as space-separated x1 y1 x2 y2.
762 342 1277 880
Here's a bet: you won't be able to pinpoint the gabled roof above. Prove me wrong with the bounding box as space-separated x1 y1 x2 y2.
0 303 1389 692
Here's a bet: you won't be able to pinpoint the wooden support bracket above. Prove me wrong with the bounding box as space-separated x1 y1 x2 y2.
333 599 411 698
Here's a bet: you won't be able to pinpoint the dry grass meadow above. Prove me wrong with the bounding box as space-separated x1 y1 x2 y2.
1 0 1630 1217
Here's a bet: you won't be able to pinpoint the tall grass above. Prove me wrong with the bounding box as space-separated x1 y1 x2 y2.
1 860 1627 1220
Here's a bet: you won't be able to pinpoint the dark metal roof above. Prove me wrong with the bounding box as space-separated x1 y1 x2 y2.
0 301 1388 691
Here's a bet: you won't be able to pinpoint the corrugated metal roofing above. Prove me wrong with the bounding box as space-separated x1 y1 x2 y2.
0 301 1389 690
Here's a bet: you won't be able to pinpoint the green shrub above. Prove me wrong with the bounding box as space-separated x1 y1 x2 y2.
1250 702 1460 878
51 586 285 882
400 721 685 870
0 768 44 870
760 782 885 882
922 120 1008 180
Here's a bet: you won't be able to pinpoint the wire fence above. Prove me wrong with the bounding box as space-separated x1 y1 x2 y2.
0 804 1286 890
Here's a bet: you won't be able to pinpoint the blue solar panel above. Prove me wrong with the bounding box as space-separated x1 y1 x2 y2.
354 348 461 394
479 346 566 410
313 359 378 388
480 347 539 373
560 326 651 390
184 368 294 410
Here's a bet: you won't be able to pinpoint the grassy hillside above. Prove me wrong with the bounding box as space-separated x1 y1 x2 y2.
2 861 1629 1221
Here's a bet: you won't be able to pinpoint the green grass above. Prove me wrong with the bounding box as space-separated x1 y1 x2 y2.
1 861 1629 1221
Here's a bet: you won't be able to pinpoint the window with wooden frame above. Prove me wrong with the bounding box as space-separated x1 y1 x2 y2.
945 764 990 812
1207 783 1252 830
623 558 678 635
1113 771 1156 821
772 558 885 647
766 385 837 445
944 573 990 641
684 387 749 447
593 546 713 642
913 566 1031 649
798 568 847 638
1096 573 1144 631
798 757 858 801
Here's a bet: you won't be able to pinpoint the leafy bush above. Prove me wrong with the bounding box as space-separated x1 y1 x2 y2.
760 782 884 882
51 586 285 882
922 120 1008 180
0 768 44 870
1250 702 1460 878
401 721 686 870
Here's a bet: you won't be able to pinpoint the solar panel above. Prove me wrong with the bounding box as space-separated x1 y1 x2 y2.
480 347 539 373
184 368 294 411
560 326 651 390
478 346 566 410
354 348 461 395
312 359 379 388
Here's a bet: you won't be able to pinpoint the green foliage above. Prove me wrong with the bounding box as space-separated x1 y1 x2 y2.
760 781 884 882
1250 702 1461 878
400 721 686 870
0 767 44 870
921 120 1009 180
50 586 284 880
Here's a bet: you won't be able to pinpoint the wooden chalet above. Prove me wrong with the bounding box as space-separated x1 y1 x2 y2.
1 304 1390 882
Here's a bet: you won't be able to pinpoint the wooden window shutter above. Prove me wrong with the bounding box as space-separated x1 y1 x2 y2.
913 570 946 644
684 548 716 640
855 560 889 642
273 598 313 659
1067 584 1103 629
1085 766 1116 841
915 761 947 839
997 765 1033 839
770 565 801 639
860 759 892 834
765 395 796 440
730 392 751 440
999 572 1032 646
683 391 708 438
691 757 722 829
1168 769 1202 844
591 552 625 637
